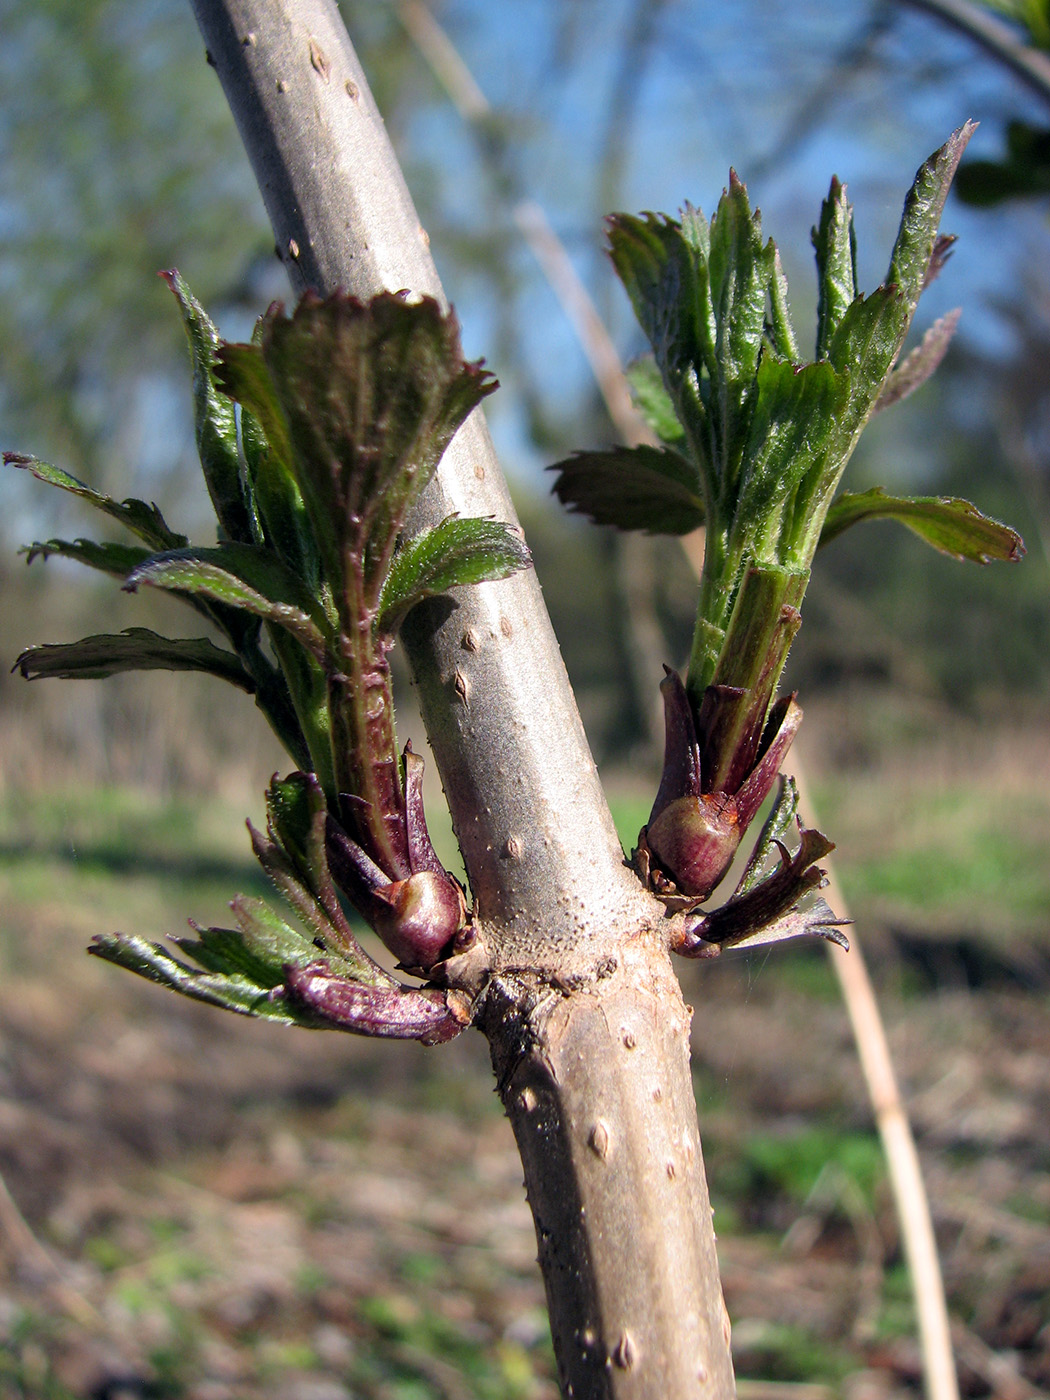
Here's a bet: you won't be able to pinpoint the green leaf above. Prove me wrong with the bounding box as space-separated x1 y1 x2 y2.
173 898 317 987
826 286 906 427
735 775 802 897
625 359 685 444
214 342 318 582
162 270 255 545
549 446 704 535
887 123 975 328
23 538 150 578
376 517 532 635
819 488 1026 562
124 543 329 657
708 175 775 416
89 931 307 1024
766 248 800 362
230 293 497 612
4 454 187 551
738 356 851 560
811 176 857 359
14 628 255 688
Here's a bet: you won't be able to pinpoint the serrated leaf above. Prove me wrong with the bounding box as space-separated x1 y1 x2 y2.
550 446 704 536
162 270 255 545
887 122 975 327
4 454 188 551
625 359 685 444
812 176 857 359
22 538 150 577
376 517 531 635
872 309 961 414
124 544 328 657
172 900 314 987
819 487 1025 562
14 628 255 689
232 293 497 613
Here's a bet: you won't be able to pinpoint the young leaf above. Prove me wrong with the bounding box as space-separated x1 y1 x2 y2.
550 446 704 536
625 359 686 444
161 270 255 545
812 176 857 359
4 454 187 551
14 628 255 689
376 517 531 636
819 487 1026 562
123 543 329 657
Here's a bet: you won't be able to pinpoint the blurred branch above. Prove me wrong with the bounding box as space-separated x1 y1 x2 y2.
900 0 1050 108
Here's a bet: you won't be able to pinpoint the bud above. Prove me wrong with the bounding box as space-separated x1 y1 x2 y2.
369 870 467 970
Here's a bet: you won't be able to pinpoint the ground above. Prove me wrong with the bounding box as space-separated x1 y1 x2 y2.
0 704 1047 1400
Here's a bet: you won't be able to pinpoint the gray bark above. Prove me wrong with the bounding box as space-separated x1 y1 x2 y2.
188 2 736 1393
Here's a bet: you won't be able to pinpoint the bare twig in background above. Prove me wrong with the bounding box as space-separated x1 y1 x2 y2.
900 0 1050 110
0 1165 106 1333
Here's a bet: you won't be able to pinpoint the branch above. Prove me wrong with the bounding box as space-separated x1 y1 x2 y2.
188 0 642 954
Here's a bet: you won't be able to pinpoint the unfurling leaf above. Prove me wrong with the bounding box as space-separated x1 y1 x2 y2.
14 628 254 689
161 270 255 545
819 488 1025 562
376 517 531 636
549 446 704 535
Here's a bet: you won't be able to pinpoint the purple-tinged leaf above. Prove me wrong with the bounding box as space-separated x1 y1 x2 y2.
549 446 704 536
733 696 803 832
14 628 254 690
4 454 187 551
124 544 329 657
247 292 497 610
650 668 703 818
677 826 848 955
376 516 531 637
872 309 961 415
819 487 1025 563
282 961 470 1044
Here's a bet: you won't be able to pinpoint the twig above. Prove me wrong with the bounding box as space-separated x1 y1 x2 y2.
790 764 961 1400
0 1164 106 1332
952 1318 1048 1400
